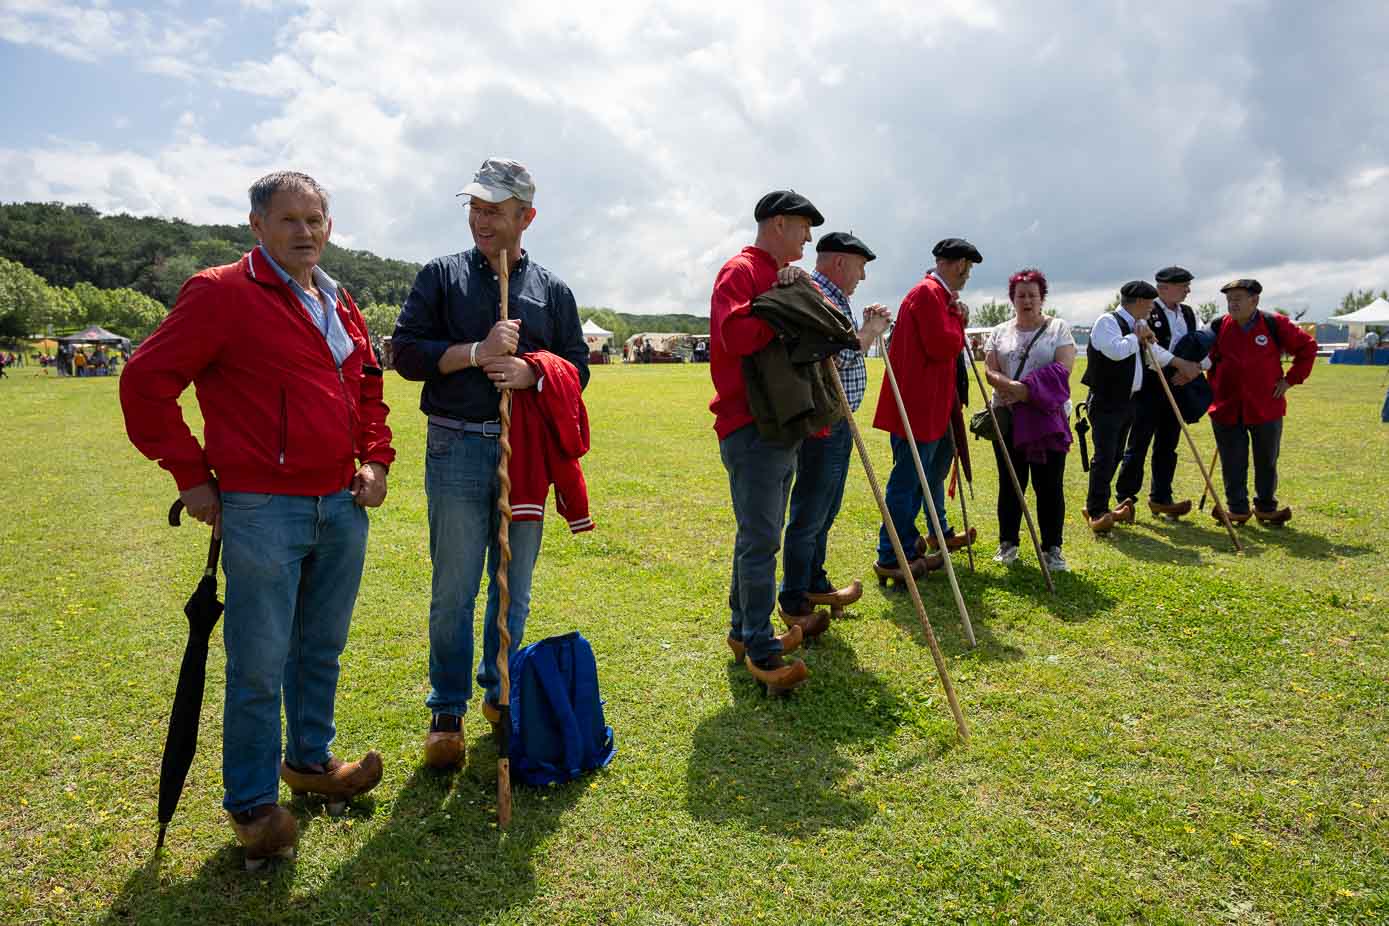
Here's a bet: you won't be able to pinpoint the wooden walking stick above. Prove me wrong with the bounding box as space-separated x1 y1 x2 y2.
826 359 969 743
495 249 515 828
1198 446 1220 510
952 455 976 573
875 335 977 647
961 349 1055 593
1140 342 1242 553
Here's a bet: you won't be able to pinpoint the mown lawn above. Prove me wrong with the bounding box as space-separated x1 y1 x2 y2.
1 358 1386 925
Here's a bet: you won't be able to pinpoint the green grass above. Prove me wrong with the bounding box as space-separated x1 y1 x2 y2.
1 359 1386 925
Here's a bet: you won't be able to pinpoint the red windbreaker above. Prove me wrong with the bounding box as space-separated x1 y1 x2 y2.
872 273 964 444
1208 312 1317 427
509 351 593 533
120 248 395 495
708 246 779 439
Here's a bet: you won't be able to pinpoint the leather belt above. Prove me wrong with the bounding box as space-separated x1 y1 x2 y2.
428 415 501 437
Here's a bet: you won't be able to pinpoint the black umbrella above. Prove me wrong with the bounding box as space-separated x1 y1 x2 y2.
155 499 223 851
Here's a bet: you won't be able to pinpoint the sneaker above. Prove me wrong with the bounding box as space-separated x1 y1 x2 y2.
1043 546 1069 572
992 543 1020 565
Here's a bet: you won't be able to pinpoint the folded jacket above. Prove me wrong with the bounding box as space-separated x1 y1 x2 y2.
1012 361 1072 463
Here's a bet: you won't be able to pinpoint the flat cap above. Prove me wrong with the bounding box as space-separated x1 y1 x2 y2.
457 157 535 204
754 190 824 226
1219 278 1263 295
1155 266 1194 284
816 231 876 261
1120 280 1159 300
932 237 983 263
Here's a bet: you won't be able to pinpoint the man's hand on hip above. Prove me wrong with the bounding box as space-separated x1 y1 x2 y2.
1272 378 1291 399
351 462 388 508
180 480 222 538
482 355 537 391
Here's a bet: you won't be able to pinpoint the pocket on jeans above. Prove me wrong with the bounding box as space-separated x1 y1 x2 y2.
426 425 456 458
221 492 274 510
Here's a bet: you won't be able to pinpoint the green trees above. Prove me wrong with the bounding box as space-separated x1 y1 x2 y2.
1339 288 1388 314
972 299 1012 328
0 257 57 338
0 257 168 341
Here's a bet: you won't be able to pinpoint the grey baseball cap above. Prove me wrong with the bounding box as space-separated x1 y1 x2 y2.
457 157 535 204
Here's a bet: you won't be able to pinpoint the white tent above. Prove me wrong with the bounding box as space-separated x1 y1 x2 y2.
1330 297 1389 325
581 318 613 337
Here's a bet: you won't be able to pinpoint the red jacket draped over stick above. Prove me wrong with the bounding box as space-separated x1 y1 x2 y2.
509 350 594 533
873 273 965 444
120 248 395 495
1208 313 1317 427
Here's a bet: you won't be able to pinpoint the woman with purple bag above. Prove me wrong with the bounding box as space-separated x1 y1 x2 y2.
982 268 1076 572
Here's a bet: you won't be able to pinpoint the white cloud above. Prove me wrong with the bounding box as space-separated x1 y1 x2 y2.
3 0 1388 319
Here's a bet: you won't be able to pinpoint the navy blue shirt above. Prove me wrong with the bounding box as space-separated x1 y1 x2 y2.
392 247 589 420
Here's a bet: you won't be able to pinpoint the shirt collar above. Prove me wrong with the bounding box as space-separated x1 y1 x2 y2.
258 245 338 300
1115 306 1136 327
470 246 529 272
928 270 955 297
811 270 847 307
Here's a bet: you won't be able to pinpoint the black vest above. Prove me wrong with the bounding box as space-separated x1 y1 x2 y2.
1140 301 1198 397
1082 312 1137 406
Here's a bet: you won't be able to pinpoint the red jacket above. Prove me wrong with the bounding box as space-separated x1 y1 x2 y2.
873 273 964 444
1208 312 1317 427
709 246 778 439
510 351 593 533
120 248 395 495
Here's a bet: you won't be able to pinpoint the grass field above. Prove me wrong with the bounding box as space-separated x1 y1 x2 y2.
1 358 1386 925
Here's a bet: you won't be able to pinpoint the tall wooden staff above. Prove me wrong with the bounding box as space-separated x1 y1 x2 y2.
1139 342 1242 553
961 348 1055 593
1198 447 1220 510
952 456 975 573
875 335 977 647
495 249 515 827
827 360 969 743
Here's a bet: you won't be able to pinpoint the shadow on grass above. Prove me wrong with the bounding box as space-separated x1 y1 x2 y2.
103 742 582 925
1121 512 1376 562
685 636 941 836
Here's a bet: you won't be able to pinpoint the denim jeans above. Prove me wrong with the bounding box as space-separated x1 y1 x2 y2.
720 425 799 664
219 489 368 814
877 431 954 566
425 423 544 716
1211 417 1283 514
779 418 853 612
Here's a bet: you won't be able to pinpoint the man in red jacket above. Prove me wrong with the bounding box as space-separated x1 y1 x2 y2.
872 238 981 579
121 171 395 869
710 189 826 695
1208 279 1317 524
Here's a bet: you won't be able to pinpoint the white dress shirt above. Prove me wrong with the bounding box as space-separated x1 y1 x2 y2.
1147 299 1212 372
1090 307 1144 394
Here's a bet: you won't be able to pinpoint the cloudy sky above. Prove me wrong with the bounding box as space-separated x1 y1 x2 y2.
3 0 1387 321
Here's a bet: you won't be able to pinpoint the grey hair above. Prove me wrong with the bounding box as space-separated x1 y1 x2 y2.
249 171 330 216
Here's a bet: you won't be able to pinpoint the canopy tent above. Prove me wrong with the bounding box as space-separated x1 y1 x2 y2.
1330 298 1389 325
57 325 130 347
581 318 614 350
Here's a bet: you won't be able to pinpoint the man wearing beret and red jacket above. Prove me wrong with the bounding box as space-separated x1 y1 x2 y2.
871 238 980 580
1207 279 1317 525
710 189 830 696
120 172 394 868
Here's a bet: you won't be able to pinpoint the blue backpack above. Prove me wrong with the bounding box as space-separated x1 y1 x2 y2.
507 632 615 787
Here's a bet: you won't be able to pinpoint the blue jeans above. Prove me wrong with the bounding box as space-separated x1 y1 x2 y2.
425 424 544 716
219 490 368 814
720 425 799 664
877 432 954 566
780 418 853 611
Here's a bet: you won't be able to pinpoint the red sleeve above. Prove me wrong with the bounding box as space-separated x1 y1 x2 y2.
1277 316 1317 385
118 275 228 491
913 285 966 361
712 261 774 357
342 291 396 470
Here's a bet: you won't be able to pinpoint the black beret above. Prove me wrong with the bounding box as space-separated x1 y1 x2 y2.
1155 266 1194 284
1219 278 1263 295
754 190 825 226
816 231 876 261
1120 280 1159 300
932 238 982 263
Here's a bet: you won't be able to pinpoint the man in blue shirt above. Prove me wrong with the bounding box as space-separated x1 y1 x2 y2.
391 158 589 769
780 232 890 625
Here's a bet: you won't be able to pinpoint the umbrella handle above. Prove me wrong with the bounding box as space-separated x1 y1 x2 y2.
169 499 221 575
169 499 186 527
